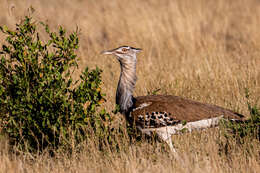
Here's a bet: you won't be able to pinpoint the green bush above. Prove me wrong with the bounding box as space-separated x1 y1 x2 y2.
218 89 260 156
224 89 259 141
0 16 111 152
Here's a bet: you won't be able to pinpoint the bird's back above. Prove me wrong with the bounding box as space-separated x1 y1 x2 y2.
130 95 245 128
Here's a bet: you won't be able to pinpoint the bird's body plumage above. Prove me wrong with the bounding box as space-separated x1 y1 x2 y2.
102 45 245 153
131 95 244 129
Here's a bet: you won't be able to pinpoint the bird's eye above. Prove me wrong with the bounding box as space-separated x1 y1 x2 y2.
121 48 127 52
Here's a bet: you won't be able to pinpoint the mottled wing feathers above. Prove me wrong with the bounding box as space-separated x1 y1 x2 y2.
131 95 244 128
132 110 181 128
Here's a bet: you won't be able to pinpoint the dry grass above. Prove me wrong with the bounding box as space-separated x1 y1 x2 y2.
0 0 259 172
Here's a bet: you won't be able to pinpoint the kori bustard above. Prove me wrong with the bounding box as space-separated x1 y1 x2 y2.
102 46 245 153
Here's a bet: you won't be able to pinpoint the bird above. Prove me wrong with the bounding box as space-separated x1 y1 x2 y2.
101 45 245 153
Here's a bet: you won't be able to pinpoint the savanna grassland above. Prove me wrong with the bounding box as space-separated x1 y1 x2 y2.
0 0 259 172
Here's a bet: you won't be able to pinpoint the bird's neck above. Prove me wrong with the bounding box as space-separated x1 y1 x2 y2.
116 58 137 115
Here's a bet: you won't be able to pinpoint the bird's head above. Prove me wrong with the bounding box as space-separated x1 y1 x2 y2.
101 46 142 62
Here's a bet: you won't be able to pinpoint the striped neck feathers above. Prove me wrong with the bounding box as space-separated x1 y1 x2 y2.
116 57 137 114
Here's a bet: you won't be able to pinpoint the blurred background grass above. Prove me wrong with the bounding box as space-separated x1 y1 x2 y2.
0 0 259 172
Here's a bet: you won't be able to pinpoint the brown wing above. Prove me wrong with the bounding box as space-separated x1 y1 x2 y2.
131 95 245 128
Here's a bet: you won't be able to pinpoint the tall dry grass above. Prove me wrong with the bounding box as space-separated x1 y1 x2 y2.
0 0 259 172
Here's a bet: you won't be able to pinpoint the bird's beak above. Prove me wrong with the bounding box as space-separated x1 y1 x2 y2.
101 48 116 55
101 50 113 55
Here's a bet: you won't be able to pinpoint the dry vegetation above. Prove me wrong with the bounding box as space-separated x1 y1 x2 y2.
0 0 259 172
